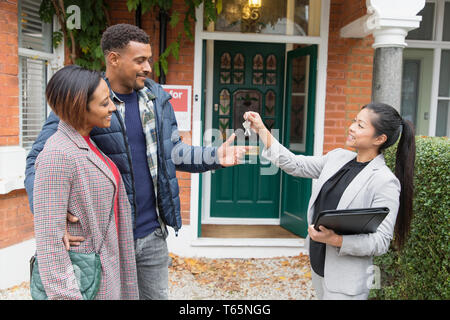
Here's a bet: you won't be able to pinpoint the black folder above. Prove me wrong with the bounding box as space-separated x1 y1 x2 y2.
313 207 390 235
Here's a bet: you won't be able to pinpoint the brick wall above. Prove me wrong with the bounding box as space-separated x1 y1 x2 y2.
0 190 33 249
164 0 195 226
106 0 194 225
0 0 19 146
340 0 367 28
0 1 34 250
323 0 373 153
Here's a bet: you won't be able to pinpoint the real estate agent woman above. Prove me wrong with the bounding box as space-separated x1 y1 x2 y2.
244 103 415 299
33 65 139 299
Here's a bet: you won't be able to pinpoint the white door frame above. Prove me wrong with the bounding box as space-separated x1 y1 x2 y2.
190 1 331 230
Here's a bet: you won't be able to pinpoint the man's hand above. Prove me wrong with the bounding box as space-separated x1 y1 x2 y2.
62 212 85 251
217 133 250 167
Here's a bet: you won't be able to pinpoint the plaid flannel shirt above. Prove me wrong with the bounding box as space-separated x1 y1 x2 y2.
113 88 158 197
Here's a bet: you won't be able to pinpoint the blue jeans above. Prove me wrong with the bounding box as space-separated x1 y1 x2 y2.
134 227 170 300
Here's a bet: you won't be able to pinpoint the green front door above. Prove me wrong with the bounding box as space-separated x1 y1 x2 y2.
210 41 285 219
280 45 317 237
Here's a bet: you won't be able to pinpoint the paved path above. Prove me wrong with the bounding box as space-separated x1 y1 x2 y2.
0 253 316 300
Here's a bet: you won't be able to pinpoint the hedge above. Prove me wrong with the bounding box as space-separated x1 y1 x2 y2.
369 136 449 299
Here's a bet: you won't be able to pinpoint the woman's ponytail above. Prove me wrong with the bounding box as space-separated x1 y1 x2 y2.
393 119 416 249
362 103 416 250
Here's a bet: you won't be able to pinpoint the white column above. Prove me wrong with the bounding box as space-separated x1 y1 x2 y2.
366 0 425 48
341 0 426 110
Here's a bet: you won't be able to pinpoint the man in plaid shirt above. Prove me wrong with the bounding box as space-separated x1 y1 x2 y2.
25 24 248 300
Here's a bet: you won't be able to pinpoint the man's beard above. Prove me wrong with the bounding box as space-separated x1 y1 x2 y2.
133 80 145 90
133 73 148 90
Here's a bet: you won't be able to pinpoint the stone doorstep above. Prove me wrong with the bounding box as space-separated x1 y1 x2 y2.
191 237 305 248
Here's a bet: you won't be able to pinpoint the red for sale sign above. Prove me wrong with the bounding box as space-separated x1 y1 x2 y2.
162 85 192 131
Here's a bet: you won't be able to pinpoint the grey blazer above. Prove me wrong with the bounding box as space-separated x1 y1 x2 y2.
262 140 401 296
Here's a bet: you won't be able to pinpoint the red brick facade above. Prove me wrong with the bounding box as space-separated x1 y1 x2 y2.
0 1 34 249
0 190 33 249
0 0 375 249
324 0 373 153
0 0 20 146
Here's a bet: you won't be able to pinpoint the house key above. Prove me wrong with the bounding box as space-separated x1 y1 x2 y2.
243 118 252 137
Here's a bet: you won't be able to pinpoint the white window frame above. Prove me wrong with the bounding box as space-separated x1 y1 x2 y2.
405 0 450 136
19 13 65 150
0 10 64 195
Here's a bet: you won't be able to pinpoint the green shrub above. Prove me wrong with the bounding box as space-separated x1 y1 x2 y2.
369 136 449 299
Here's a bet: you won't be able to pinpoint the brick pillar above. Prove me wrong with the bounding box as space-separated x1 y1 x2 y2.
0 0 20 146
166 0 195 226
0 1 34 250
324 0 373 154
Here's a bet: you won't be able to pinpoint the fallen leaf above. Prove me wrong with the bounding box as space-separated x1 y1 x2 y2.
281 261 290 267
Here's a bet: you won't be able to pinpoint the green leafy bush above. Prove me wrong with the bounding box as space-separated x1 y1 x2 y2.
370 136 449 299
39 0 110 70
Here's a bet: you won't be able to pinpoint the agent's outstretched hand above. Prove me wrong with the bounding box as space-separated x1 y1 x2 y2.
243 111 266 135
243 111 275 148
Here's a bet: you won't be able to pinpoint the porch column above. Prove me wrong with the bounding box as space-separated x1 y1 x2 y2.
341 0 426 111
372 46 404 111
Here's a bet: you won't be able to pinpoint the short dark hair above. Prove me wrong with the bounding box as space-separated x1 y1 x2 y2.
101 23 150 54
46 65 101 130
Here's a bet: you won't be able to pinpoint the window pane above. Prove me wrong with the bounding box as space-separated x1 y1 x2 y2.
219 89 231 115
290 95 307 151
407 3 435 41
435 100 449 136
19 0 52 53
289 55 309 152
401 60 420 127
265 90 276 117
443 2 450 41
206 0 320 36
232 89 261 131
20 56 48 150
439 50 450 97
